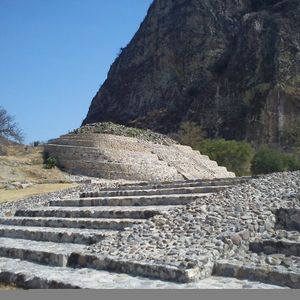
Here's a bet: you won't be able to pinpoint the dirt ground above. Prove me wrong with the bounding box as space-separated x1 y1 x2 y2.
0 283 18 290
0 183 77 204
0 145 72 184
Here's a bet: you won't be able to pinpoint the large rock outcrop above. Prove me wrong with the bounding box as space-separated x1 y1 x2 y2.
83 0 300 145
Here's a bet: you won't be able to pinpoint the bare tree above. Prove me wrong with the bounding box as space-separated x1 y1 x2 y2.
0 106 24 143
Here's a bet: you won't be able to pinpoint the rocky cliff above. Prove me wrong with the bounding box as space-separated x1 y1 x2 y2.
83 0 300 145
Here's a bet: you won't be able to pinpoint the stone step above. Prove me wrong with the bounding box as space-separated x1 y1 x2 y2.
214 259 300 288
0 241 205 284
66 252 209 283
250 239 300 257
270 230 300 242
0 217 145 230
51 148 165 163
95 177 250 192
0 257 82 288
151 145 234 179
0 225 117 244
50 193 211 207
57 158 184 182
14 206 182 219
45 143 185 182
276 208 300 231
0 237 86 267
0 257 285 289
80 186 226 198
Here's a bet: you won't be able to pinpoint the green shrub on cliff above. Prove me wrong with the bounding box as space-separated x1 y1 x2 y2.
177 122 254 176
199 139 254 176
281 118 300 156
178 121 205 148
251 146 300 175
44 157 58 169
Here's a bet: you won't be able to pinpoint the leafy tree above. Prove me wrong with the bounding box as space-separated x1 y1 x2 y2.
178 121 206 149
0 106 24 143
251 145 300 175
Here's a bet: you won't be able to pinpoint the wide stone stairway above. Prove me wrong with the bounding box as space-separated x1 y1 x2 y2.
0 177 298 288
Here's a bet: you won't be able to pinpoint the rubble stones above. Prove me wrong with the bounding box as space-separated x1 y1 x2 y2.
0 171 299 288
88 171 300 282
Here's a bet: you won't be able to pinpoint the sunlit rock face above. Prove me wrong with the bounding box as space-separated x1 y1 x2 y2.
83 0 300 145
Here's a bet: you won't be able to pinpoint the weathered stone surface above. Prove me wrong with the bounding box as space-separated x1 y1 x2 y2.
250 238 300 257
0 257 286 289
84 177 248 194
276 208 300 231
0 171 298 288
82 0 300 145
45 131 235 181
87 171 300 285
80 185 226 198
14 205 180 219
0 225 117 244
50 193 211 207
67 253 205 283
0 217 145 230
214 258 300 288
0 237 86 267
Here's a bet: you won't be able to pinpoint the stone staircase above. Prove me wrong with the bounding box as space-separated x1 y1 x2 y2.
45 133 235 181
0 176 297 289
0 178 245 289
214 208 300 288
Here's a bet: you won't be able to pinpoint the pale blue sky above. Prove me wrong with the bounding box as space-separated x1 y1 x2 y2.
0 0 152 143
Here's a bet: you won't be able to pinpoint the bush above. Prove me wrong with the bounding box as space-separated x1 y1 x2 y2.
281 118 300 155
178 121 206 149
284 154 300 171
44 157 58 169
251 146 300 175
198 139 254 176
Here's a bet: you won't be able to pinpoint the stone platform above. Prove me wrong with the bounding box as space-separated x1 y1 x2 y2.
45 133 235 181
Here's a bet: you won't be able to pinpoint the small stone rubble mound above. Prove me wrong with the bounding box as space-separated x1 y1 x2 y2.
45 124 235 181
0 172 298 288
71 122 177 145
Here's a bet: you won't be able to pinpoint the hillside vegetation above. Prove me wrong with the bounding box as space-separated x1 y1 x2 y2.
178 122 300 176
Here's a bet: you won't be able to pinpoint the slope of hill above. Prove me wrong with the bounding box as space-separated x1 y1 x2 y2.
0 145 70 185
0 141 78 203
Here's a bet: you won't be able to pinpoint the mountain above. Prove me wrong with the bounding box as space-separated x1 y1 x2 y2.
82 0 300 145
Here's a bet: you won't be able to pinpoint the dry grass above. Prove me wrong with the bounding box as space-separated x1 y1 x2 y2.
0 145 71 183
0 183 77 204
0 283 18 290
